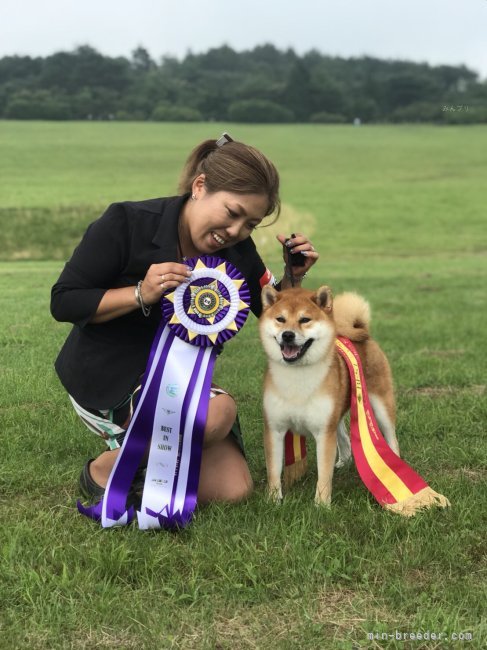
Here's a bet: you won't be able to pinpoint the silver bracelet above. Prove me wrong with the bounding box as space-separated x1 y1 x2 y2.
135 280 152 317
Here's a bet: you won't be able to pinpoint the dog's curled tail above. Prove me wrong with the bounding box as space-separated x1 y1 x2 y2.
333 292 371 342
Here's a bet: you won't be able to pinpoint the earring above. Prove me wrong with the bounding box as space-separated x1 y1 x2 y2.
191 194 196 200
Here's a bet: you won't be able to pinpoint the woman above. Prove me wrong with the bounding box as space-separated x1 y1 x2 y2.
51 133 318 507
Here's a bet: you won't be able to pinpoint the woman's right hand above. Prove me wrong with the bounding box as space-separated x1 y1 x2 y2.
140 262 193 305
90 262 193 324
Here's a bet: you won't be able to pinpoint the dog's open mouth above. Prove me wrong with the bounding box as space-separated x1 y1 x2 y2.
280 339 313 363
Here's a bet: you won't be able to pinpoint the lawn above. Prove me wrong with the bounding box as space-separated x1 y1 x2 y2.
0 121 485 649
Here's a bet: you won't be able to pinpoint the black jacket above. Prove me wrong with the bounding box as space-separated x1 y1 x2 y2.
51 194 270 409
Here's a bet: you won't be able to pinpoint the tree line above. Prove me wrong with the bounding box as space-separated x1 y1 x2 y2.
1 44 486 124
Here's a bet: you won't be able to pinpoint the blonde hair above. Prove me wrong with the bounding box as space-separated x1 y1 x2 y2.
178 138 281 219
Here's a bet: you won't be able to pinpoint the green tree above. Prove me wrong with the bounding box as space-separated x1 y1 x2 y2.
384 71 441 110
0 45 485 123
228 99 294 123
131 46 156 72
4 89 70 119
282 60 314 121
151 103 202 121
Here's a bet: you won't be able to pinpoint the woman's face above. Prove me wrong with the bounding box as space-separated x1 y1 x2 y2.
184 175 269 255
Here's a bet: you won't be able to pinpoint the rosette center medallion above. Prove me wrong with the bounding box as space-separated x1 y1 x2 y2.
190 283 226 319
162 257 251 347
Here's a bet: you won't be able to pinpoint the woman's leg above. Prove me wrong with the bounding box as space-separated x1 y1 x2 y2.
89 449 119 488
88 393 253 501
198 393 253 503
198 437 253 503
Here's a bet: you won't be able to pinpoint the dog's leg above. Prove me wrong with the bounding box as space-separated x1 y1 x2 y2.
369 393 400 456
314 428 337 506
335 417 351 468
264 422 286 502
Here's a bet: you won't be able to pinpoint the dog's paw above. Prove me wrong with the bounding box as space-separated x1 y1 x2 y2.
314 486 331 507
334 456 352 469
267 486 283 504
314 498 331 508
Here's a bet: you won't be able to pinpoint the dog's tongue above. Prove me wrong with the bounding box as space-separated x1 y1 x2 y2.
282 345 300 360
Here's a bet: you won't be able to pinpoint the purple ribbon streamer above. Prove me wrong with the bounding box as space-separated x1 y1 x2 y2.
184 347 217 516
144 346 217 529
78 325 174 523
78 256 249 530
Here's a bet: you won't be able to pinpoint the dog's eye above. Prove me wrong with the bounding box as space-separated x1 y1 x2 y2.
276 316 286 323
299 317 311 324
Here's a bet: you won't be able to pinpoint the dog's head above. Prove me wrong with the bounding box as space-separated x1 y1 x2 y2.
259 286 335 366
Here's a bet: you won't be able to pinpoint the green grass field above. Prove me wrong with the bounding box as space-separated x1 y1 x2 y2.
0 121 486 649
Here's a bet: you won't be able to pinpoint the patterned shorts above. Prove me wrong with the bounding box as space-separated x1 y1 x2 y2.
69 384 244 453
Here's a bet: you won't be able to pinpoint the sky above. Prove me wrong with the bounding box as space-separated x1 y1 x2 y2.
1 0 487 79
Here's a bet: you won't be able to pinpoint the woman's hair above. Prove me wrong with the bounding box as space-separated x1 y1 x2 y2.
178 137 280 218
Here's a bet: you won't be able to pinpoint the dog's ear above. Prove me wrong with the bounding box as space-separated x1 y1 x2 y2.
313 286 333 313
261 285 281 310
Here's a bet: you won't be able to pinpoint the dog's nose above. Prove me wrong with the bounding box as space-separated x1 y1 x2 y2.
281 330 296 344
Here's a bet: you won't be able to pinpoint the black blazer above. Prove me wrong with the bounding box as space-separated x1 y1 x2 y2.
51 194 270 409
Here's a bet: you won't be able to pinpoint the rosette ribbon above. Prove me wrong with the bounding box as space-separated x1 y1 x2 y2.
78 256 250 529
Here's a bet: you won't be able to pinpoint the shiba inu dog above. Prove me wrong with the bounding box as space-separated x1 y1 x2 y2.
259 285 399 506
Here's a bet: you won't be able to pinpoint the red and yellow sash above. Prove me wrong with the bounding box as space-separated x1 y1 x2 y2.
283 337 450 517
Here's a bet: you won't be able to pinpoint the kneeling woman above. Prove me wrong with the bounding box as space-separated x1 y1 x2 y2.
50 134 318 509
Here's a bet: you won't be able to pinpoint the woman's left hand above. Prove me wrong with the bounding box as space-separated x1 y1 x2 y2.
276 232 319 277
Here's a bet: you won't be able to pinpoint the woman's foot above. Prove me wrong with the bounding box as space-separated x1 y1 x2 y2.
88 449 120 488
79 459 106 500
79 453 145 505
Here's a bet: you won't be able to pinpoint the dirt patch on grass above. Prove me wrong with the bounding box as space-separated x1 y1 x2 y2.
314 586 398 633
405 385 485 398
417 285 442 292
12 627 142 650
443 467 487 484
209 588 397 648
419 348 466 358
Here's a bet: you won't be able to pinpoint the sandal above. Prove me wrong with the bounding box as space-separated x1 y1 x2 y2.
79 459 146 508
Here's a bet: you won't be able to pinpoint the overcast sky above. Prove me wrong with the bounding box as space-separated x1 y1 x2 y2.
2 0 487 79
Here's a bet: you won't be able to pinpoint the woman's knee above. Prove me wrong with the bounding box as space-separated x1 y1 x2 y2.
204 393 237 446
223 461 254 502
198 438 253 503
